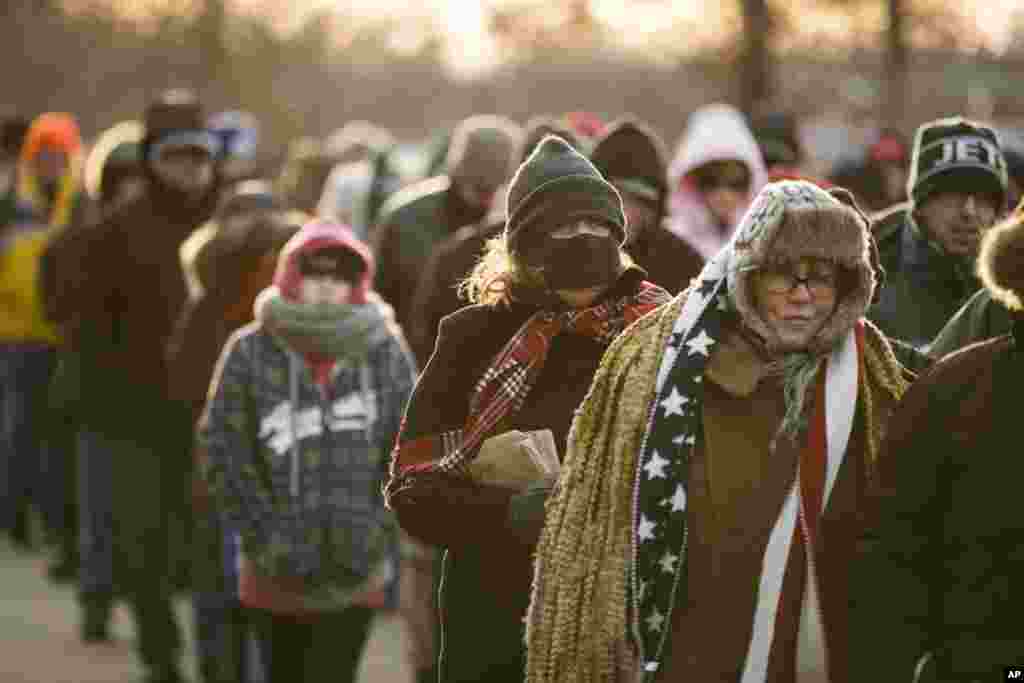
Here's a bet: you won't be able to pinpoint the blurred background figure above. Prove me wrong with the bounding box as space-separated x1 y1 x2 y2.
317 121 398 241
829 127 910 213
751 110 806 180
666 103 768 260
208 110 263 185
0 112 86 559
372 114 522 333
0 115 30 209
83 120 147 215
275 137 334 215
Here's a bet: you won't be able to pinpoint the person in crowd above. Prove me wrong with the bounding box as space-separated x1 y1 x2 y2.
208 110 263 185
0 115 31 217
928 196 1024 359
42 89 221 683
829 128 910 213
1 112 86 554
317 121 398 241
407 117 580 365
665 103 768 260
40 118 146 586
751 111 805 181
82 120 147 216
385 136 670 682
527 181 910 682
199 219 416 683
870 117 1008 350
852 208 1024 682
167 181 299 683
372 114 522 331
589 117 704 295
275 137 335 215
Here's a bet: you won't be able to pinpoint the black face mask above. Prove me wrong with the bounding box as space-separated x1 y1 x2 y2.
525 234 621 291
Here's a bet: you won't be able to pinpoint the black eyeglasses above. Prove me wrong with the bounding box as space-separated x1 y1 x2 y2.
747 264 839 297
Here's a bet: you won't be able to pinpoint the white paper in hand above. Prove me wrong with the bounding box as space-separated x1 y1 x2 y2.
468 429 561 490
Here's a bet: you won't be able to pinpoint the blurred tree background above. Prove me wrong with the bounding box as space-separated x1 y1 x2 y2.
4 0 1023 166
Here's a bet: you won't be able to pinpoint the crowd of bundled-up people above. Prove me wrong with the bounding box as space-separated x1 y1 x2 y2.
2 88 1024 683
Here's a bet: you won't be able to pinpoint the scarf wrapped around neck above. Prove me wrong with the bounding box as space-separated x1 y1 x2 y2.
525 213 910 683
386 280 669 489
254 286 394 363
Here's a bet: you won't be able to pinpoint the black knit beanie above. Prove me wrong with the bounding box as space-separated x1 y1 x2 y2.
504 135 626 254
908 116 1007 208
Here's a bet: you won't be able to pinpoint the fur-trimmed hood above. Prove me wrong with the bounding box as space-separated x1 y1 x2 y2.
727 180 876 354
978 201 1024 312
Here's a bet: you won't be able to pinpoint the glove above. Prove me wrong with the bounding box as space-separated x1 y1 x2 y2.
506 479 554 546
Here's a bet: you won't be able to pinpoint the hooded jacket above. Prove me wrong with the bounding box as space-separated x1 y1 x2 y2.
852 211 1024 681
372 118 520 331
666 104 768 260
590 118 704 295
199 222 417 613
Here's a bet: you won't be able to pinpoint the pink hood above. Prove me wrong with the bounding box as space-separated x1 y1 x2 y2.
666 104 768 260
272 218 375 304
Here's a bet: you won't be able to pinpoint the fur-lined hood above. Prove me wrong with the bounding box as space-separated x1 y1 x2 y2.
727 180 876 354
978 200 1024 312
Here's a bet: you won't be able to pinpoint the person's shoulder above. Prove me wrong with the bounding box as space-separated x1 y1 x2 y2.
870 201 909 248
916 333 1013 395
378 175 451 225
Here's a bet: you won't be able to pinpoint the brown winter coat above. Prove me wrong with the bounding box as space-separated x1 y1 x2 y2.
661 319 898 682
389 268 651 682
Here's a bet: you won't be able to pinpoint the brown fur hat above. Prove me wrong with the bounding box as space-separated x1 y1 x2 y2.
978 199 1024 312
727 180 876 353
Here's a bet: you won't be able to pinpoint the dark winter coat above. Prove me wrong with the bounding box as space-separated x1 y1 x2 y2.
388 268 649 683
41 179 218 442
928 287 1014 359
371 176 488 331
851 324 1024 681
868 204 982 349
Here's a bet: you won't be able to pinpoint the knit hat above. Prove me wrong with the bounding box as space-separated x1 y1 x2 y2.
446 114 522 192
589 117 668 212
504 135 626 254
728 180 876 354
907 116 1007 208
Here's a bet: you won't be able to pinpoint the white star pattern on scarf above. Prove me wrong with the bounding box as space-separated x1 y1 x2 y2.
659 552 679 574
643 452 670 479
685 329 716 356
659 387 687 417
638 514 657 542
670 484 687 512
646 608 666 632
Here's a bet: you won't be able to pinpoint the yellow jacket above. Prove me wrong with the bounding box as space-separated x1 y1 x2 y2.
0 227 61 345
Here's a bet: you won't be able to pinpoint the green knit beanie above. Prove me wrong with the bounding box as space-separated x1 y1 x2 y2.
504 135 626 254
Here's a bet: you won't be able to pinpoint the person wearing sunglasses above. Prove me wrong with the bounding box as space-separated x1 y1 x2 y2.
666 103 768 261
527 181 911 683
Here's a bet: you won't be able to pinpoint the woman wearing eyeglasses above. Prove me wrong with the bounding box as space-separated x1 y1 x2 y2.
665 103 768 261
527 181 912 683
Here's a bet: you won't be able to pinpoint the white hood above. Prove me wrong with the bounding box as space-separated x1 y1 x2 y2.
666 104 768 260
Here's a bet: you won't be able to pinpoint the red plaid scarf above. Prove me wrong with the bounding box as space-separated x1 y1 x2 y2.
391 280 669 481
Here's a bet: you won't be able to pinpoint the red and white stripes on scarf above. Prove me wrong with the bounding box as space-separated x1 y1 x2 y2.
389 281 669 483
